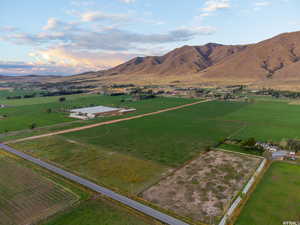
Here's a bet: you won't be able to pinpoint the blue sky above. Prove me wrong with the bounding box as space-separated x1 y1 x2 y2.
0 0 299 75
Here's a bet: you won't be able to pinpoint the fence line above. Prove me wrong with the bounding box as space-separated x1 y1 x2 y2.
218 159 267 225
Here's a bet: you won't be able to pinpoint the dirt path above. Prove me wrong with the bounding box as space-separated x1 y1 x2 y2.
4 99 211 144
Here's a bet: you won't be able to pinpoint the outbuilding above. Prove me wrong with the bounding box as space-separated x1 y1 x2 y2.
69 105 136 120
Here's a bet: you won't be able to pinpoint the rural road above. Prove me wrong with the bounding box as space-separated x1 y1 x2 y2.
0 143 190 225
5 99 211 144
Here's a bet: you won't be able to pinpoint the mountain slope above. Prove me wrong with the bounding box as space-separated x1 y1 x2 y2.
97 31 300 87
201 31 300 81
104 43 247 76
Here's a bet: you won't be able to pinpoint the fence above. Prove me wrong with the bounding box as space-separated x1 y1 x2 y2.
218 159 267 225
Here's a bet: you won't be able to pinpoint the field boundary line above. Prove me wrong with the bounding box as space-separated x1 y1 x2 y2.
4 100 211 144
215 148 264 159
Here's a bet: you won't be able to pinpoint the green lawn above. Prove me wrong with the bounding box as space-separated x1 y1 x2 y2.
42 199 150 225
235 162 300 225
0 94 196 135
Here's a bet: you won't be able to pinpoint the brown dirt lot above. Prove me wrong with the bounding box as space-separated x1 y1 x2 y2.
142 150 261 224
0 153 78 225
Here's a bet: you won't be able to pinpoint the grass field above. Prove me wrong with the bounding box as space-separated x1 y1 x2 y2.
0 94 196 134
0 150 79 225
43 199 150 225
61 101 244 166
223 101 300 141
12 136 170 194
235 162 300 225
218 143 263 156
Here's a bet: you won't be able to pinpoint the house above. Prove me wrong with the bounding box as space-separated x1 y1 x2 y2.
256 142 281 152
70 106 136 120
0 104 6 108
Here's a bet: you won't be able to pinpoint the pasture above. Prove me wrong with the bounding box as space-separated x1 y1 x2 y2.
62 101 244 166
235 162 300 225
0 94 196 135
223 100 300 141
0 151 79 225
12 136 170 194
43 199 151 225
142 150 260 224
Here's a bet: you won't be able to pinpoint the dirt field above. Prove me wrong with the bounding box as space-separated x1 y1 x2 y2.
0 153 78 225
142 150 261 224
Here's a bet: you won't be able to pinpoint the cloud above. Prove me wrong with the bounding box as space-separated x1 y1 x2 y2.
202 0 230 12
0 6 217 75
254 1 271 7
1 26 18 32
254 1 271 10
70 0 95 7
120 0 135 3
0 47 140 75
80 11 129 22
3 25 215 51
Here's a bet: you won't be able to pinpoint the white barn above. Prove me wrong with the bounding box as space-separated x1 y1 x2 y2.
69 106 136 120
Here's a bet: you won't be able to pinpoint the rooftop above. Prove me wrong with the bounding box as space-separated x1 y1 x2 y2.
70 106 119 114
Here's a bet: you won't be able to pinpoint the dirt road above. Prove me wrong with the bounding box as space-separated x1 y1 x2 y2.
5 99 211 144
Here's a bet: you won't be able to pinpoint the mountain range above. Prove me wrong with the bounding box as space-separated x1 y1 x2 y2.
2 31 300 90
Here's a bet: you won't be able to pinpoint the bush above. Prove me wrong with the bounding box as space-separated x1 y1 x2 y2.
29 123 37 129
59 97 66 102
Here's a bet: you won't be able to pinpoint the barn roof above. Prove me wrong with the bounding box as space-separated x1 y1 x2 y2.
70 106 119 114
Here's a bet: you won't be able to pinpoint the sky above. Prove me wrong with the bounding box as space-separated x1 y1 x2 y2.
0 0 299 75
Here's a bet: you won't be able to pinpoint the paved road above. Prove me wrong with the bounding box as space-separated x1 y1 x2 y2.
5 100 211 144
0 143 189 225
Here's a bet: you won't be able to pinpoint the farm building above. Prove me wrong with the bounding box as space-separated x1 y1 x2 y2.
69 106 136 120
271 151 289 160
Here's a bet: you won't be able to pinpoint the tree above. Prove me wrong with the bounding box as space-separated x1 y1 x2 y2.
59 97 66 102
241 137 256 148
30 123 37 129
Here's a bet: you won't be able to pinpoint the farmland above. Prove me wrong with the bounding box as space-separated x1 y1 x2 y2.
12 136 170 194
0 149 155 225
4 97 300 224
223 100 300 141
235 162 300 225
61 101 245 166
43 199 151 225
142 150 261 224
0 93 196 135
0 150 79 225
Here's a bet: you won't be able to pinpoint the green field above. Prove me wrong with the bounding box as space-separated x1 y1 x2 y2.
223 100 300 141
0 149 153 225
218 143 263 156
62 101 244 166
235 162 300 225
0 94 196 135
43 199 150 225
12 136 169 194
0 150 79 225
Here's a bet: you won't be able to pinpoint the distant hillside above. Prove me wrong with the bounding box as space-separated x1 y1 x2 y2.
104 43 247 76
